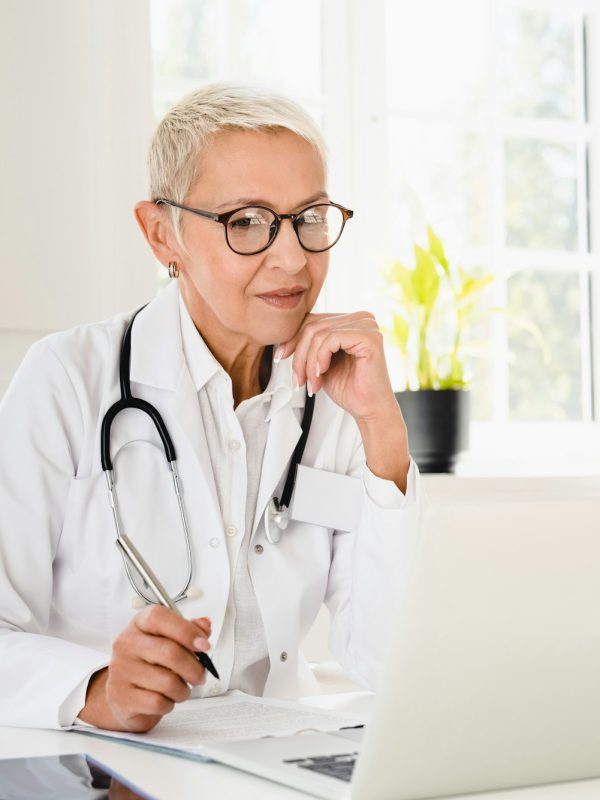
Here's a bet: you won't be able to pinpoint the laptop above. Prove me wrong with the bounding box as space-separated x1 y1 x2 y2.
202 496 600 799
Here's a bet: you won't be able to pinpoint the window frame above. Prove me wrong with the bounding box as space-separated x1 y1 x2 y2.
319 0 600 474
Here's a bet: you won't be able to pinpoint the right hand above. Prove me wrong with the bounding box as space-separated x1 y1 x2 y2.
79 606 212 732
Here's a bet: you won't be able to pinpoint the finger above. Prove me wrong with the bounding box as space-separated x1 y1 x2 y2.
291 318 334 388
192 617 212 637
109 684 175 720
136 605 211 657
303 318 380 392
128 633 208 686
291 313 376 389
303 328 336 393
315 327 383 390
129 661 194 702
276 313 344 362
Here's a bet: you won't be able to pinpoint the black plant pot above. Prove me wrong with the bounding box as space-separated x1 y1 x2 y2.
395 389 470 473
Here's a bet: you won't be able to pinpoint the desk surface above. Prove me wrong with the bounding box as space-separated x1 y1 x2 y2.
2 690 600 800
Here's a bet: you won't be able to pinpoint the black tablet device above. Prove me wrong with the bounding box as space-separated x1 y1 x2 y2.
0 753 156 799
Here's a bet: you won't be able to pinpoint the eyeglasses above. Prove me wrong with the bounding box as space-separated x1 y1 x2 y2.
155 199 353 256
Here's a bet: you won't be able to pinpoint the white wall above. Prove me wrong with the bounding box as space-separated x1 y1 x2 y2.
0 0 157 397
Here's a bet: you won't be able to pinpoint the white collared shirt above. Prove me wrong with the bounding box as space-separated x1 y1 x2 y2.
179 295 303 695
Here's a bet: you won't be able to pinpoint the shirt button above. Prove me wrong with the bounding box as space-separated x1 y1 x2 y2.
225 525 238 537
209 685 221 696
228 439 241 451
209 537 220 548
254 544 264 554
280 651 288 662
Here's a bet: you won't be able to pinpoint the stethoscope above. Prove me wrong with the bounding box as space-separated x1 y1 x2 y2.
100 306 315 605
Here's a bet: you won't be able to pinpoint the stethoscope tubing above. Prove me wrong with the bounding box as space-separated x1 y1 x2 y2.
100 304 315 605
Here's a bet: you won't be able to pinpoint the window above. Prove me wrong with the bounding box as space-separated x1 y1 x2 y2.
151 0 600 470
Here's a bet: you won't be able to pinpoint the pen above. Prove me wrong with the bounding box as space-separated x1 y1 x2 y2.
115 533 220 680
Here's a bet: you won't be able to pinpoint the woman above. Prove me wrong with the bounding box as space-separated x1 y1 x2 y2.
0 84 419 733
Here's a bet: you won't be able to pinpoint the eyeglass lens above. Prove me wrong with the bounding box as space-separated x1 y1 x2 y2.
226 204 345 254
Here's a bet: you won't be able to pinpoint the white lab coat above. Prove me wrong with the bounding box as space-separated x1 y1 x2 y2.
0 282 421 729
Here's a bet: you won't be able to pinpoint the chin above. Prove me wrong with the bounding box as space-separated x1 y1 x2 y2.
252 316 306 346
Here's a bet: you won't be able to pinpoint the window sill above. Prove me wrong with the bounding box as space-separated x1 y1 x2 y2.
422 468 600 502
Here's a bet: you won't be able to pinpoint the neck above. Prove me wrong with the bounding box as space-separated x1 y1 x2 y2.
180 286 272 407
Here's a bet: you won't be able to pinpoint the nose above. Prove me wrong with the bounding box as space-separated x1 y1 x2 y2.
264 217 307 274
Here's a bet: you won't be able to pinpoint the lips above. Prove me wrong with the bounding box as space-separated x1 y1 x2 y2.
256 286 307 309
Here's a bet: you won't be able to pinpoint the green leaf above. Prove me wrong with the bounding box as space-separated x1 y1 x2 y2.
391 313 410 353
385 260 418 306
427 226 450 277
457 272 494 302
413 244 440 310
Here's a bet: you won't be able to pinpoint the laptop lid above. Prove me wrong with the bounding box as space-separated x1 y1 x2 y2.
353 496 600 800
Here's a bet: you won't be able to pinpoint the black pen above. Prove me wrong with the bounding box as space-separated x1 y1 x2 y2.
115 533 220 679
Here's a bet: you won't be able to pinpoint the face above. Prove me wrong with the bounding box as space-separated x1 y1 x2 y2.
172 129 329 348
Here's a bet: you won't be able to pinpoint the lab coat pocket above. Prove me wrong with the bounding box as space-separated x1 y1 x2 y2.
289 465 363 532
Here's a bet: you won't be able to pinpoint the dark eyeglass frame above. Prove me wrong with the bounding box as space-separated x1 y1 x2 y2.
155 198 354 255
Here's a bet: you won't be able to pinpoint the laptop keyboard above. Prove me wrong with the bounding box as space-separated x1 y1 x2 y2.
283 752 358 783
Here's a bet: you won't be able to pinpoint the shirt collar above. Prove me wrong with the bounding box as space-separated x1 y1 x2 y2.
178 292 304 421
179 292 222 392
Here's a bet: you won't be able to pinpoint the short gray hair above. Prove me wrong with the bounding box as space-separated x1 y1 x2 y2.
147 83 328 245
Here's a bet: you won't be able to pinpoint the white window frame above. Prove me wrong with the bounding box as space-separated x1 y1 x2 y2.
320 0 600 475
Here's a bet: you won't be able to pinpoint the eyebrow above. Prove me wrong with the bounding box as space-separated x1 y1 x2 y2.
214 191 329 211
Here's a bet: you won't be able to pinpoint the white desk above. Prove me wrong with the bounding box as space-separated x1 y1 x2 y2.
2 689 600 800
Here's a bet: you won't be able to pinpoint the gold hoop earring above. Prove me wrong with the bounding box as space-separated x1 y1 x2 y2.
168 261 180 279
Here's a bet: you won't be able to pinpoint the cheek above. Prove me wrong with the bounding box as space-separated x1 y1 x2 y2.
306 255 329 303
189 247 257 302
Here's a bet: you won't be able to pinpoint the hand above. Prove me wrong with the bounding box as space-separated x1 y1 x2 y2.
277 312 411 491
79 607 212 733
278 311 398 424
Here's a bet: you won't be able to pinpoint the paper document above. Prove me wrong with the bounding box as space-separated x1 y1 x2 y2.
70 691 367 756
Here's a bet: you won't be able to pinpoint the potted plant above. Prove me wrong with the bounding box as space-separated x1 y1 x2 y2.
383 227 494 473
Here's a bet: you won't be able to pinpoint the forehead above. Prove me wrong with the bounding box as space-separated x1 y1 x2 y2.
191 128 326 209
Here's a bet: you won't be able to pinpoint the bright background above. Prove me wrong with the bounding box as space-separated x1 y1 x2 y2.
2 0 599 476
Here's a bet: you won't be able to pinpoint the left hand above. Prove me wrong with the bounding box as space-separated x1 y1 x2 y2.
277 312 411 492
277 311 399 425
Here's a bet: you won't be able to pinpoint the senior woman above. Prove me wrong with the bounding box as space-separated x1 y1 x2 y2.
0 84 419 733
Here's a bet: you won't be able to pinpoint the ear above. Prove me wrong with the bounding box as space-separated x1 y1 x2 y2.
134 200 181 266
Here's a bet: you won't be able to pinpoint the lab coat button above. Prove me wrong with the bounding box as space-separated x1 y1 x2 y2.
254 544 264 554
280 651 288 662
209 537 220 548
225 525 238 537
228 439 241 451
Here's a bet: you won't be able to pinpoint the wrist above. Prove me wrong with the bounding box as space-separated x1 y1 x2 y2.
357 406 411 493
79 667 121 730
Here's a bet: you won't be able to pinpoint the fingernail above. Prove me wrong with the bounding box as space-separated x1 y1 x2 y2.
274 346 284 363
315 363 320 378
193 637 211 651
307 381 314 398
292 372 299 390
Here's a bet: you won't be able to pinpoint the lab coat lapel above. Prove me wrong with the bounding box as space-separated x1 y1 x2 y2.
252 401 303 539
169 367 220 514
128 282 220 516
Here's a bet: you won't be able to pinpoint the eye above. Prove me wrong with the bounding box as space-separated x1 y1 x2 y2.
299 208 327 225
228 209 271 230
230 216 253 229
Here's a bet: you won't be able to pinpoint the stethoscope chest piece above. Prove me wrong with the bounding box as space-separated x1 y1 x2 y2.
264 498 290 544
